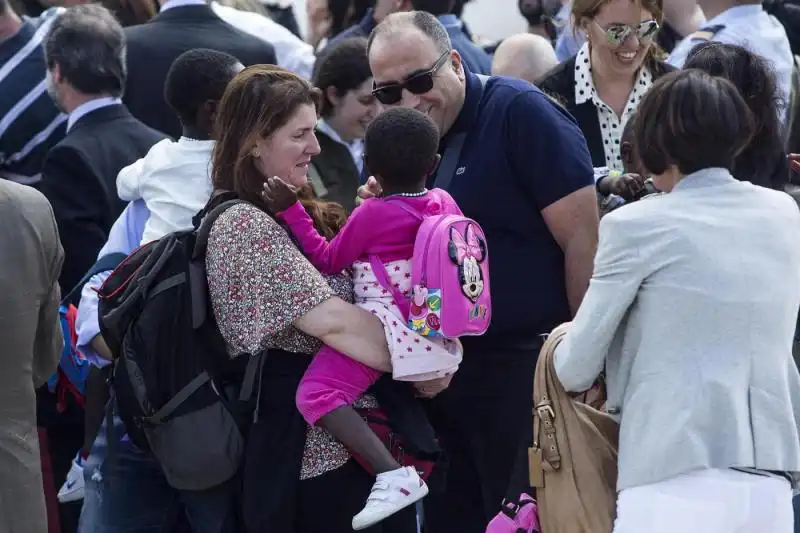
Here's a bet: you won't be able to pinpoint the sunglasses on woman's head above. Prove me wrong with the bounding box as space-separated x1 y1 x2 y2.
594 19 659 46
372 51 451 105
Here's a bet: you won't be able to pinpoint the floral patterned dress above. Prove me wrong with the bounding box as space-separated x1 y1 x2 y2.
205 202 376 479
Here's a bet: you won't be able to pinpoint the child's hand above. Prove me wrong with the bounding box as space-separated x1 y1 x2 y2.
609 173 646 201
262 177 299 214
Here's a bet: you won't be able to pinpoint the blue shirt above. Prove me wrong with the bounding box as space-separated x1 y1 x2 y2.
428 71 594 338
438 14 491 75
667 5 792 119
325 8 376 48
75 200 149 368
554 2 584 62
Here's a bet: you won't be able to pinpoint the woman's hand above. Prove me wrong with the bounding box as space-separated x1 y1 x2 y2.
355 176 383 206
262 177 299 213
414 373 453 399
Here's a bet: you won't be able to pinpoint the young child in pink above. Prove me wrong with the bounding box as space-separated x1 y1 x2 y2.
263 108 463 530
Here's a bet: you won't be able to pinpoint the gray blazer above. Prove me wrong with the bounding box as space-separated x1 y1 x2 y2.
0 180 64 533
554 167 800 491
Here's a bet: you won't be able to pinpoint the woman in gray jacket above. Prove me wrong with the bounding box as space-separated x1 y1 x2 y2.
554 69 800 532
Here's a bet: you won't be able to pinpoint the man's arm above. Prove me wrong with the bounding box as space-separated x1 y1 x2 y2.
38 144 109 296
542 186 599 314
32 197 66 387
507 90 600 314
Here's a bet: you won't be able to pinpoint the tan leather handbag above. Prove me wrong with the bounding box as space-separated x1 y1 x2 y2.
529 323 620 533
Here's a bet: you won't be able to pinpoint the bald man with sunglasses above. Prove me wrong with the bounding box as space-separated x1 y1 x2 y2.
359 10 599 533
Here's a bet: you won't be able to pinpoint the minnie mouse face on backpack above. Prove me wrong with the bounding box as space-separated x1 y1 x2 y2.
448 224 487 302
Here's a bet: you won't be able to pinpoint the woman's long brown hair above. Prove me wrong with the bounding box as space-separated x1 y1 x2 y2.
211 65 347 238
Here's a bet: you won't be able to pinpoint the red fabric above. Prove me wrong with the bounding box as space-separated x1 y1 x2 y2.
38 428 61 533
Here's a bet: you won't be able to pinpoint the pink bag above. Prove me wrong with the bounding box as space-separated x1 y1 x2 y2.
370 199 491 338
486 494 541 533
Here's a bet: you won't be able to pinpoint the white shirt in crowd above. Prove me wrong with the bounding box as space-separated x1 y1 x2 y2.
574 42 652 171
66 96 122 132
160 0 315 80
116 137 214 244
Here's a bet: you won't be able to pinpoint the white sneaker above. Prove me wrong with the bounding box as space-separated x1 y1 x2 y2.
57 456 85 503
352 466 429 530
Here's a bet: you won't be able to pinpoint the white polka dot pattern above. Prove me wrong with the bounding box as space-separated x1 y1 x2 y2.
573 43 653 171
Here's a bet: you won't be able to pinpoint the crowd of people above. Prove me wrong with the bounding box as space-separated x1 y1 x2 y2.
2 0 800 532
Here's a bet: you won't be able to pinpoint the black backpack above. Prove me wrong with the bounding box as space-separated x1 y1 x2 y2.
97 194 264 491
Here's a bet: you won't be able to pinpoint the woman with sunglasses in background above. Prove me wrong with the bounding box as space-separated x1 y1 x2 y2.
538 0 673 202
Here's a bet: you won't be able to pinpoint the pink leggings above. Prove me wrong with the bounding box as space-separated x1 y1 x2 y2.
296 346 383 426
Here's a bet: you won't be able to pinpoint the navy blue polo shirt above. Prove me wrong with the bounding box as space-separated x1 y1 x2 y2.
428 71 594 339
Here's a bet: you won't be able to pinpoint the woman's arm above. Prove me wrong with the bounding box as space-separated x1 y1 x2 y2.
554 212 649 392
206 204 389 372
278 200 372 274
293 296 392 372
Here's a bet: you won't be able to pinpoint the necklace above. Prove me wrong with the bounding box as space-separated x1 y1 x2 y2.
384 189 429 198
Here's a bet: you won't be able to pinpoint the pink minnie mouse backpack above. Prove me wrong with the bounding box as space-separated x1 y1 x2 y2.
371 197 492 338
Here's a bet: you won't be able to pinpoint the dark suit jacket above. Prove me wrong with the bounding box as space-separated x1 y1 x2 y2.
310 129 361 213
537 56 675 167
38 104 165 298
123 5 278 138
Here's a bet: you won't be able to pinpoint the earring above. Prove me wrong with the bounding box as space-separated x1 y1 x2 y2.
253 150 260 158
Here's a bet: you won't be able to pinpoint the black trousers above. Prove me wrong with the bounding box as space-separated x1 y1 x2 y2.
242 350 417 533
37 387 84 533
423 335 542 533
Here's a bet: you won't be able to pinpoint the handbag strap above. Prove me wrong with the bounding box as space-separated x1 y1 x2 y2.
369 255 411 320
532 326 569 472
433 74 490 191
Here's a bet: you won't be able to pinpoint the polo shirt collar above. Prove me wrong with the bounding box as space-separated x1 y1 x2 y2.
444 66 483 140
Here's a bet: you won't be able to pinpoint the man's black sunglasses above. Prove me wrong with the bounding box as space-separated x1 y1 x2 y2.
372 51 451 105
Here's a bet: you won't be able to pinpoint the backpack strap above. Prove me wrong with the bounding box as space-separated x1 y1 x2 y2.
61 252 128 306
433 74 490 191
369 255 411 320
193 198 247 260
144 371 211 426
383 197 425 220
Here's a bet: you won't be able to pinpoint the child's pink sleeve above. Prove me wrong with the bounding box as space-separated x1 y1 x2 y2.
277 201 373 274
435 188 465 216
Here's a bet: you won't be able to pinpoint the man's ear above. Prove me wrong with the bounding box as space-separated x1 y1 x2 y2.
51 63 63 84
450 50 465 80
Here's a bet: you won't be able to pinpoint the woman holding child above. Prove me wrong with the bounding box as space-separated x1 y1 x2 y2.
205 64 453 532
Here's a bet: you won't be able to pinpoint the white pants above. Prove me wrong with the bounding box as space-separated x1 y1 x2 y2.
612 468 793 533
